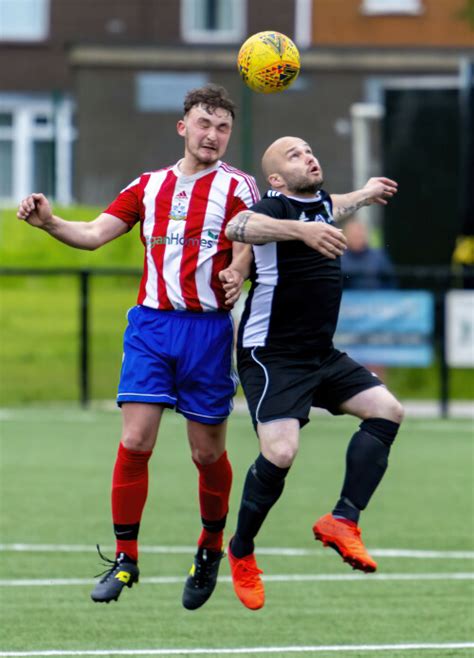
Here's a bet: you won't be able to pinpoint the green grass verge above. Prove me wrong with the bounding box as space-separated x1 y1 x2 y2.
1 206 473 403
0 276 139 403
1 274 472 404
0 206 143 268
0 411 473 655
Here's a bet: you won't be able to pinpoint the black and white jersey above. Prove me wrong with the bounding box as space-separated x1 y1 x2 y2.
237 189 342 350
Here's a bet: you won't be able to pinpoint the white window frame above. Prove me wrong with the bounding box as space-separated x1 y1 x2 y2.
294 0 312 49
361 0 424 15
181 0 246 44
0 93 76 206
0 0 50 42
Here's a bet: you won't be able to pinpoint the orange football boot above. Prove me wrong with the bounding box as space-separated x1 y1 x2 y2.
228 541 265 610
313 513 377 573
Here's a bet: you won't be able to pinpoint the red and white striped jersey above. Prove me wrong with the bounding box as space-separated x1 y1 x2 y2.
105 160 260 312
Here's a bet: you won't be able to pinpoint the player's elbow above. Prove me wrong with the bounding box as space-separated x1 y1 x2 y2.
84 230 104 250
87 220 118 250
85 242 101 251
226 210 255 243
225 217 239 242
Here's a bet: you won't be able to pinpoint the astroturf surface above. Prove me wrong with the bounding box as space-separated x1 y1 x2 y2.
0 409 473 657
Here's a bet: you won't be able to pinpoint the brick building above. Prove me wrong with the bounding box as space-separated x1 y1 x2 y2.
0 0 472 219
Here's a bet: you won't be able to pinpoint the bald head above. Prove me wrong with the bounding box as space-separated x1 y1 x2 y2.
261 136 306 179
261 136 323 196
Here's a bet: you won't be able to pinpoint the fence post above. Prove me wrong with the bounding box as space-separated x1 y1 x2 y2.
438 290 449 418
79 270 90 408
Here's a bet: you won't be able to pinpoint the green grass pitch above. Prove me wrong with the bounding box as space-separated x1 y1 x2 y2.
0 408 473 656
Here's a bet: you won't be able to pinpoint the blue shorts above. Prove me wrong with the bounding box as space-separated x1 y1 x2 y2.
117 305 237 424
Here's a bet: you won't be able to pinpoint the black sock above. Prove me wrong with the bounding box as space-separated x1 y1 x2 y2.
231 453 290 558
332 418 400 523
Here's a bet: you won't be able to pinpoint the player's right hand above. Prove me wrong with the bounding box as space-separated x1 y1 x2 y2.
17 193 53 228
302 222 347 259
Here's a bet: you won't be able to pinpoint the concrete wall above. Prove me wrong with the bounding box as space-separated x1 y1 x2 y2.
71 42 470 205
73 61 361 205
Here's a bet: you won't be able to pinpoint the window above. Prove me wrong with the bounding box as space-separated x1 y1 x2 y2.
33 140 55 197
0 111 13 198
181 0 245 43
0 0 50 41
0 112 13 127
0 140 13 198
0 94 76 205
361 0 424 15
136 72 209 112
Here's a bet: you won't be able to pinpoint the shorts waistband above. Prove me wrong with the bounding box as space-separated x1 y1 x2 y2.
138 305 230 320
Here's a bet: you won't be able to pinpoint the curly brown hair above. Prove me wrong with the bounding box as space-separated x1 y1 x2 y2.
183 83 236 119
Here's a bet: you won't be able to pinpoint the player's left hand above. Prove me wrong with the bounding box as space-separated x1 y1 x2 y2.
218 268 244 306
363 177 398 205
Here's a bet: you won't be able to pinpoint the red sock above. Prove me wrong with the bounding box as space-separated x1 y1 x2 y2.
194 451 232 551
111 442 152 561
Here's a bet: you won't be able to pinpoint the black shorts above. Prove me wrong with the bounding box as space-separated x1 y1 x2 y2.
237 345 382 429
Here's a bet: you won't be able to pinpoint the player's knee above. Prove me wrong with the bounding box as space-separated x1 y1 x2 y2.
121 431 155 451
264 443 298 469
191 447 223 465
383 397 404 424
365 391 404 425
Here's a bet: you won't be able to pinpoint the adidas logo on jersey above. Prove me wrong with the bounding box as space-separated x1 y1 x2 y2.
176 190 188 199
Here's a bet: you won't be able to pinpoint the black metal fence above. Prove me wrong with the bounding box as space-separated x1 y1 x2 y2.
0 266 469 414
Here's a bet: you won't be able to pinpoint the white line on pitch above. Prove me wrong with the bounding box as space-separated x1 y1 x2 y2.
1 543 473 559
1 573 473 587
1 642 474 656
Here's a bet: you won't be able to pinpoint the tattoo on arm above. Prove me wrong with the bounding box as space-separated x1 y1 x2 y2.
333 200 365 221
227 210 253 243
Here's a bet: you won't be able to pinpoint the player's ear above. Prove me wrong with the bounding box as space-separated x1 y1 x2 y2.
177 119 186 137
268 173 283 188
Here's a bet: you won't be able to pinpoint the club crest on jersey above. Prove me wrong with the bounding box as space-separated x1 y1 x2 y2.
169 192 190 222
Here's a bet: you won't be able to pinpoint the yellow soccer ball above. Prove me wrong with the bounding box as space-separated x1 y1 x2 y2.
237 31 301 94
